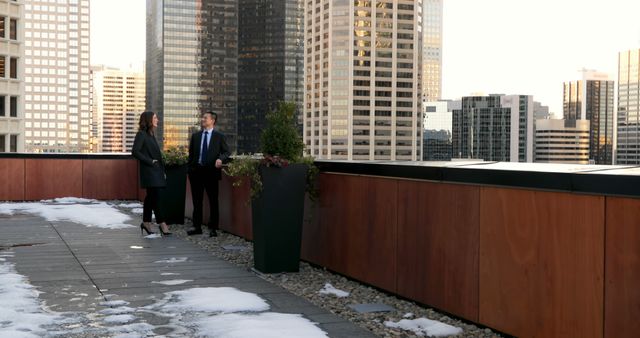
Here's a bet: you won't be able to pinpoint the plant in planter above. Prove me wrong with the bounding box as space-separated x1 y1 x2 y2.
161 145 189 224
225 101 317 273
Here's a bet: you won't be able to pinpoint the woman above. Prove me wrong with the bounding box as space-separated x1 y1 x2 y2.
132 111 171 236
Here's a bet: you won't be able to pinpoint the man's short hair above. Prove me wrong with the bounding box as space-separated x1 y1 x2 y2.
202 111 218 123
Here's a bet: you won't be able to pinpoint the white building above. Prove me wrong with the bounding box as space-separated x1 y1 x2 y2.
0 0 24 152
24 0 91 153
535 119 590 164
304 0 423 161
90 65 145 153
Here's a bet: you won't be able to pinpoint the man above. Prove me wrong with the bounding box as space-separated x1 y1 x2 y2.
187 111 230 237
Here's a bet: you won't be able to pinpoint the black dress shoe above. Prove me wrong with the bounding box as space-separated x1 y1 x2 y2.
209 230 218 238
187 229 203 236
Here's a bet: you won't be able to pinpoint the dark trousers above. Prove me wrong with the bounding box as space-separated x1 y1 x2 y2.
143 187 165 223
189 166 219 230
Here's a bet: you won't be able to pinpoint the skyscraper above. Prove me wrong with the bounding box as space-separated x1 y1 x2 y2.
616 49 640 164
563 69 615 164
0 0 24 153
237 0 304 154
90 65 145 153
24 0 91 153
422 0 442 102
146 0 238 150
304 0 423 161
452 94 535 162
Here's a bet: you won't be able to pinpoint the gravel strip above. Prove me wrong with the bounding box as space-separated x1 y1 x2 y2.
169 221 503 338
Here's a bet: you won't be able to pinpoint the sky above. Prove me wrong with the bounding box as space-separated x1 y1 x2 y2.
442 0 640 115
90 0 640 116
90 0 145 71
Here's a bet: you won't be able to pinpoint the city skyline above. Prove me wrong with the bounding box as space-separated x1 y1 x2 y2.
92 0 640 117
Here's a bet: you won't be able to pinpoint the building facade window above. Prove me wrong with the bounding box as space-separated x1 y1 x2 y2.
9 19 17 40
9 57 17 78
9 135 17 152
10 96 17 117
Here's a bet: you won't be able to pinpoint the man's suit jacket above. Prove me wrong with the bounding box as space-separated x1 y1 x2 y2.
188 129 231 180
132 131 166 188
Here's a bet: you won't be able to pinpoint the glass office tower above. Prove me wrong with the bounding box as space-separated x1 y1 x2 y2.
146 0 238 149
616 49 640 164
563 70 614 164
237 0 304 154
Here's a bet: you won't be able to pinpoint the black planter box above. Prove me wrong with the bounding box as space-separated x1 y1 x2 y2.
252 163 307 273
161 164 188 225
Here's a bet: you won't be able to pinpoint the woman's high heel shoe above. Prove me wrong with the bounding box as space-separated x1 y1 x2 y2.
140 222 155 235
158 224 172 236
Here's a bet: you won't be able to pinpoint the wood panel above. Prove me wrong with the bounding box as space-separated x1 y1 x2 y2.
0 159 24 200
25 159 83 200
605 197 640 338
219 174 253 240
82 159 138 200
302 173 398 292
219 174 233 233
396 181 480 322
479 187 604 338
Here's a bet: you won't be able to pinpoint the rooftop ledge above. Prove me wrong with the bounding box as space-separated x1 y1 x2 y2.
2 153 640 198
316 159 640 198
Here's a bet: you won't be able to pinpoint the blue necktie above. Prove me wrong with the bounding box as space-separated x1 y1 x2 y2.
201 131 209 164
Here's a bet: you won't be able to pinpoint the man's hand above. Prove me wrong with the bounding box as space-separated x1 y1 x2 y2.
215 159 222 168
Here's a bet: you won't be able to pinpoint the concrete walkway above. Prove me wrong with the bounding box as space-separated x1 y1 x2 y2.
0 213 376 337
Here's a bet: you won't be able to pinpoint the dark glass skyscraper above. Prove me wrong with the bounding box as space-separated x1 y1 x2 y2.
146 0 238 150
237 0 304 154
563 70 614 165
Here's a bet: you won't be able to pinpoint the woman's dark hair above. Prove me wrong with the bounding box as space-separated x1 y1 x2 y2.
138 111 156 134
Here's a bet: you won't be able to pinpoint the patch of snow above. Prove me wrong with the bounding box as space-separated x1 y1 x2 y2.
384 318 463 337
107 322 156 337
0 262 64 337
115 202 143 208
194 312 328 338
155 287 270 313
103 314 136 324
46 197 98 204
100 300 130 307
318 283 349 298
154 257 188 264
152 279 193 286
0 201 132 229
99 306 135 315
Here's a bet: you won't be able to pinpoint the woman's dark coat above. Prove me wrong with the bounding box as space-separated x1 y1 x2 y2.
132 131 166 188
